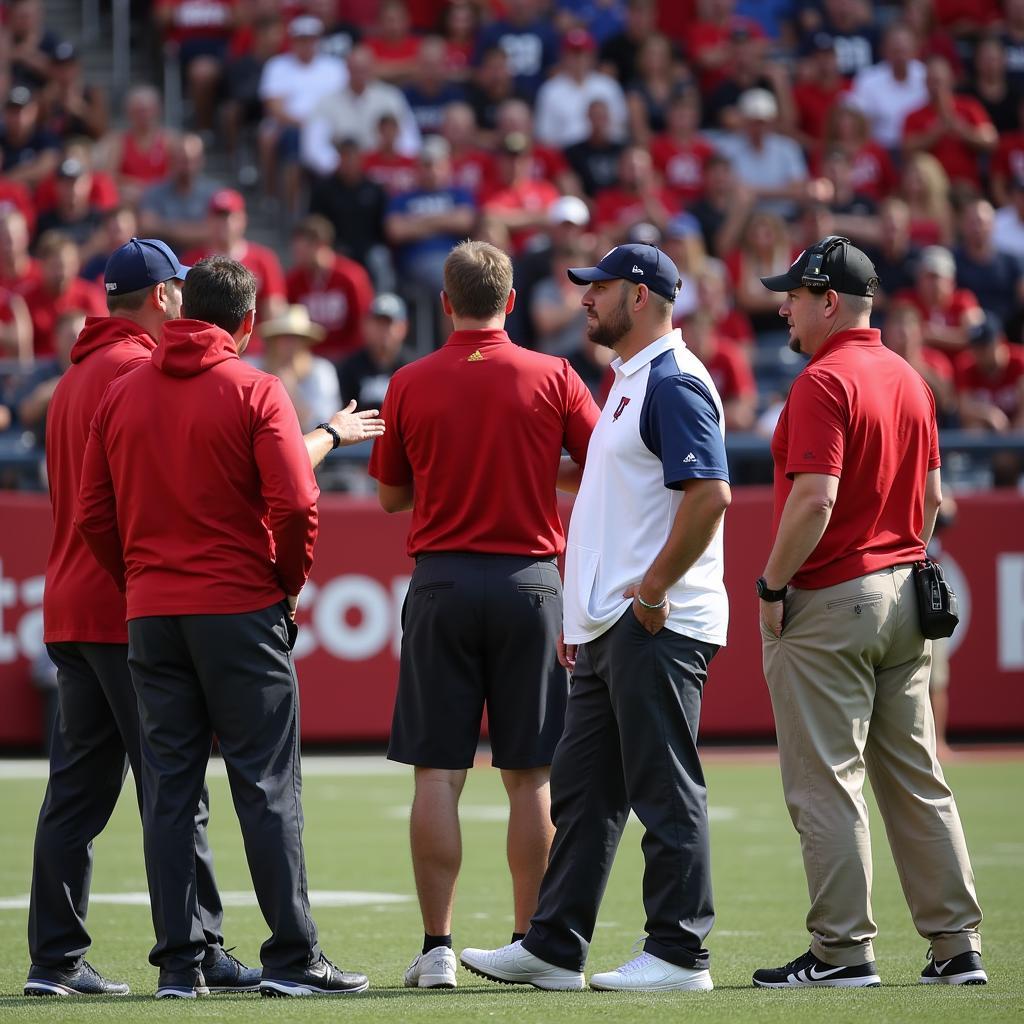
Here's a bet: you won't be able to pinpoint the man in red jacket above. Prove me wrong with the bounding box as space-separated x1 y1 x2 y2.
76 256 370 1000
27 238 254 999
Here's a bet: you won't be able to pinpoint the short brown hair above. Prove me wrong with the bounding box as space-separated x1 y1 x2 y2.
293 214 335 247
443 240 512 320
182 255 257 333
107 284 153 313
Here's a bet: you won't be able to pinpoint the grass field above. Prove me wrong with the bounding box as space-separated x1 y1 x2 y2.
0 751 1021 1023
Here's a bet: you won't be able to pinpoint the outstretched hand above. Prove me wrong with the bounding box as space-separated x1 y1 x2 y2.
328 400 385 445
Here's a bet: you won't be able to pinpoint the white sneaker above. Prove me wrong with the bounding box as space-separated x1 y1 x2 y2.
590 951 713 992
460 941 585 991
404 946 457 989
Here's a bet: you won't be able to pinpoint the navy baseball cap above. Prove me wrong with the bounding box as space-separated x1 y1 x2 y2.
567 243 682 302
104 237 189 296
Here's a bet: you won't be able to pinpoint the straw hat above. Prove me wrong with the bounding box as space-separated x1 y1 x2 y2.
259 305 326 343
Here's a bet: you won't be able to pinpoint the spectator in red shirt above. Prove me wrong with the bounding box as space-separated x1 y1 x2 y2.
681 309 756 430
695 258 755 346
492 99 579 195
0 208 42 294
101 85 178 205
792 33 849 150
286 215 374 360
955 312 1024 486
0 174 37 236
442 101 495 199
156 0 239 132
363 113 419 195
593 146 678 241
817 101 896 204
366 0 421 83
23 231 105 358
182 189 288 349
724 209 795 336
894 245 980 363
903 55 997 191
482 132 561 255
684 0 765 95
882 299 957 423
649 90 715 207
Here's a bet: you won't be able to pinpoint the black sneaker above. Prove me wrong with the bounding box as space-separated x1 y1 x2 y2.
260 953 369 997
753 949 881 988
155 967 210 999
202 947 261 993
920 950 988 985
24 959 130 997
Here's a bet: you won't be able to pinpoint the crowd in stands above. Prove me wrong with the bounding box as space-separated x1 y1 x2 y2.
1 0 1024 489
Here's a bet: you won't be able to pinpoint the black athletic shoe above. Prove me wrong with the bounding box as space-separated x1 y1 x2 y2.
260 953 369 997
24 959 130 997
202 947 261 993
753 949 881 988
155 967 209 999
920 950 988 985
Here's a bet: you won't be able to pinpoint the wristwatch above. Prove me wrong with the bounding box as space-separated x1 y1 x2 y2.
317 422 341 450
756 577 788 602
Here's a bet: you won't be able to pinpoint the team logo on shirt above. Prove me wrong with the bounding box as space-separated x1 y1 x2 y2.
612 396 630 421
467 349 484 362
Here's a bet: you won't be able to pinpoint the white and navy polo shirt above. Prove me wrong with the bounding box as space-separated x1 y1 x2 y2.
563 329 730 646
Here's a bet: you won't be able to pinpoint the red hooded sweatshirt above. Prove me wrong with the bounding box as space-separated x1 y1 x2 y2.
76 319 318 619
44 316 158 643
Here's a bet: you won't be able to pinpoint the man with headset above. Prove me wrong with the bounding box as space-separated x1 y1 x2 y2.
753 236 986 988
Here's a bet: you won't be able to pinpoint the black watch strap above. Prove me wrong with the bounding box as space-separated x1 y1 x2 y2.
318 422 341 450
756 577 788 602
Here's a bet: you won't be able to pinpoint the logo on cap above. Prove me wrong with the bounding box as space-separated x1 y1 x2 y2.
631 265 644 275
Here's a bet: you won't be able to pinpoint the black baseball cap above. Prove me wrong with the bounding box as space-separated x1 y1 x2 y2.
104 238 189 296
568 243 682 302
968 312 1002 346
760 236 879 297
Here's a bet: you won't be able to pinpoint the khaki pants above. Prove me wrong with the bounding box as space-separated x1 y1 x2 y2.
762 565 982 966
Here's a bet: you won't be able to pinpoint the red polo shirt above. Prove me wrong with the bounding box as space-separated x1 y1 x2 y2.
771 328 939 589
286 255 374 358
368 328 599 558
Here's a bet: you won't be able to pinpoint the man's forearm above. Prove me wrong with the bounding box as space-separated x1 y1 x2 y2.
641 482 730 599
762 492 833 589
304 426 334 469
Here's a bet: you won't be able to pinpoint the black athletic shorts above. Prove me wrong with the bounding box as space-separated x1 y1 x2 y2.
387 552 568 770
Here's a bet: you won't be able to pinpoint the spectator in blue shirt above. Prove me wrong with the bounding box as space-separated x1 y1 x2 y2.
474 0 561 100
385 136 477 292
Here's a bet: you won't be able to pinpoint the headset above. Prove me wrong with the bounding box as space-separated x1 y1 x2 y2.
800 235 852 292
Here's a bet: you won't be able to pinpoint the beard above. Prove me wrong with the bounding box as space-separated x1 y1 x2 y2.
788 333 802 354
587 293 633 349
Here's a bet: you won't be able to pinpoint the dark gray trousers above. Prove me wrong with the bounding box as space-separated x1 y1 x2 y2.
28 642 224 968
128 602 319 974
522 611 718 971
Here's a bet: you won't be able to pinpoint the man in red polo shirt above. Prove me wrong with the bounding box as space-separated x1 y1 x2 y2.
368 240 598 989
753 236 986 989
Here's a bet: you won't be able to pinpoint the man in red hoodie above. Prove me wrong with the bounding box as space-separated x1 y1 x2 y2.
27 238 256 999
76 256 370 1000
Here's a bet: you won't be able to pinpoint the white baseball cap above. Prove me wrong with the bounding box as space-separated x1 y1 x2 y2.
548 195 589 227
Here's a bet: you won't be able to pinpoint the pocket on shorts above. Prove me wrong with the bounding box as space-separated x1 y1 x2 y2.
413 581 454 596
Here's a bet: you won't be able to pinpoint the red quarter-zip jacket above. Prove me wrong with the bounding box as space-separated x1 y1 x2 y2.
44 316 157 643
76 318 318 619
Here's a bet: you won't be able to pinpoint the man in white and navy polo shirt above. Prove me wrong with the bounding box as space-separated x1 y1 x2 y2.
462 244 732 993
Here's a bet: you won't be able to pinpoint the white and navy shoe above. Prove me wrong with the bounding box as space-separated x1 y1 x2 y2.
460 941 585 990
404 946 457 988
590 951 713 992
753 949 881 988
920 950 987 985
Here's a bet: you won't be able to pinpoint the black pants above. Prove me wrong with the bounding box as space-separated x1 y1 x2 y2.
28 642 224 968
128 602 319 974
522 611 718 971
